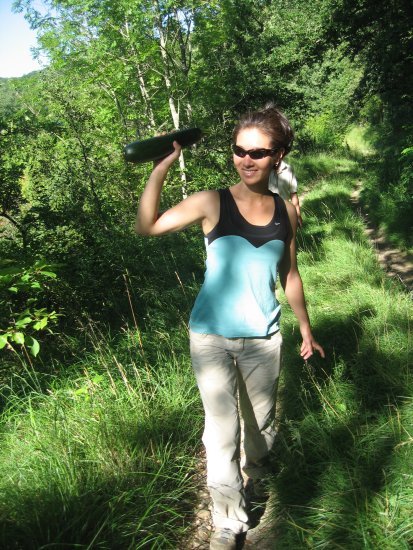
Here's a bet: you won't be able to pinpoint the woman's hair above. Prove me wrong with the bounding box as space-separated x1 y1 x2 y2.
233 103 294 155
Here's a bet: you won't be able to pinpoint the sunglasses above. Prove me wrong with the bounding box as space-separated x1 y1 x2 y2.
232 144 278 159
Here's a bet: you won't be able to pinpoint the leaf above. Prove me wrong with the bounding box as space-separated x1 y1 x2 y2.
8 286 19 293
26 336 40 357
29 338 40 357
15 316 33 328
0 334 8 349
12 332 25 345
33 317 48 330
40 271 57 278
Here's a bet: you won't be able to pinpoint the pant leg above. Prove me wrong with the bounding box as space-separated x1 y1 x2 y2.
236 331 282 480
190 331 249 534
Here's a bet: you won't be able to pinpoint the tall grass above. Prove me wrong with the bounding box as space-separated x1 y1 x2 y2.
0 317 203 548
343 124 413 254
266 154 413 549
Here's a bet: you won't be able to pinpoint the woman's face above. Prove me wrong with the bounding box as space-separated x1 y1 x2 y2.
233 128 280 186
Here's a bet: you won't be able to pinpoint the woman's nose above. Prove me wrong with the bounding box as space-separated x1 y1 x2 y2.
243 154 255 163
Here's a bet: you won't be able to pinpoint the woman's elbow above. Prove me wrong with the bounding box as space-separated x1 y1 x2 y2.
280 268 300 289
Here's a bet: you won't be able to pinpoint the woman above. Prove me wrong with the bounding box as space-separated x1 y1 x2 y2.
135 105 324 549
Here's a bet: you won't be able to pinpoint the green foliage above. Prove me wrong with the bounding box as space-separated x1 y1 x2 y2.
321 0 413 247
359 94 384 126
0 2 411 547
0 80 30 246
0 152 411 548
1 0 369 326
300 112 342 150
0 260 60 357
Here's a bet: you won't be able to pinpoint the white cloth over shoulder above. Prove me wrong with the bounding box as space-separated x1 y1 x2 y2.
268 160 298 200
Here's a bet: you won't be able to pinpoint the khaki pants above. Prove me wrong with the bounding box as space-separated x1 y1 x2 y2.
190 330 282 533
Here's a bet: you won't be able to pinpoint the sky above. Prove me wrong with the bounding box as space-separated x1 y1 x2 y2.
0 0 46 78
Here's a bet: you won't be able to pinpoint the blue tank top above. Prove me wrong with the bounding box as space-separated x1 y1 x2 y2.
189 188 289 337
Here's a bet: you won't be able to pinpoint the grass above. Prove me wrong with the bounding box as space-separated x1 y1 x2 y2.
0 324 203 549
290 151 357 192
342 124 413 254
344 125 377 157
267 153 413 549
0 148 412 549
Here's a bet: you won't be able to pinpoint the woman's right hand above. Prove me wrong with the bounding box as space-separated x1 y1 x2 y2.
153 140 182 170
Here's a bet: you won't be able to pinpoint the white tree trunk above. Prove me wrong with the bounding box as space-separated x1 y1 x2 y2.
122 19 156 129
154 0 188 198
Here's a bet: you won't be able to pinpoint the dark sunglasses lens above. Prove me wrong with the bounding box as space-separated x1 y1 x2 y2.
232 145 276 159
249 150 266 159
232 145 272 159
232 145 246 157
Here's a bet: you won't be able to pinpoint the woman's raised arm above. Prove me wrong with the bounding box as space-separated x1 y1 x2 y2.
135 142 217 236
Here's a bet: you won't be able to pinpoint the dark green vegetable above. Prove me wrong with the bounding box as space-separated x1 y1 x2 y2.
123 127 202 163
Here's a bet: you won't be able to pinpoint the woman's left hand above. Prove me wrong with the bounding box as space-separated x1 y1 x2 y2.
300 335 325 360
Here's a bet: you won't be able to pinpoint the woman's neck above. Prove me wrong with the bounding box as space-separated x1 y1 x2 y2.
233 180 272 199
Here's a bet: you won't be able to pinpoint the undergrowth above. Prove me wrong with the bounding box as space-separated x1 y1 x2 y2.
269 158 413 549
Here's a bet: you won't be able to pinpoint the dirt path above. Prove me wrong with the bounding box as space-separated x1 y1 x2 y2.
180 449 278 549
351 183 413 294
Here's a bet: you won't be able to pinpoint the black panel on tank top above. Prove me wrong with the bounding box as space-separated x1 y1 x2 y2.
207 189 289 248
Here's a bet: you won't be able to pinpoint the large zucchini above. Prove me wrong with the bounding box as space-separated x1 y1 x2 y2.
123 127 202 163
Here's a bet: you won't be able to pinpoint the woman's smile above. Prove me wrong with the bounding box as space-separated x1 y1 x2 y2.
242 166 258 176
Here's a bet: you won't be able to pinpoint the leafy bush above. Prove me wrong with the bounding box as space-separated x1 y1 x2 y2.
0 260 60 357
298 112 343 151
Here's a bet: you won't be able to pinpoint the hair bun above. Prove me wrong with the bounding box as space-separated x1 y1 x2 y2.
233 103 294 155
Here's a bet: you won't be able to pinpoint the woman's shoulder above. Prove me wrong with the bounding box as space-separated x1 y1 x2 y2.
190 189 220 204
186 189 220 222
187 189 219 201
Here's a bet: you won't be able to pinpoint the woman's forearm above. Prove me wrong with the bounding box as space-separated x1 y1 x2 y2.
135 143 181 235
135 164 168 235
283 271 312 336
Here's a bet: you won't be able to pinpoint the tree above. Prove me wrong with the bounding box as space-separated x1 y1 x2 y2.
322 0 413 244
0 78 34 248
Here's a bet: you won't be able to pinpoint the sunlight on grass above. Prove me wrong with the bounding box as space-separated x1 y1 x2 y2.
291 151 359 189
344 124 377 157
273 162 413 549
